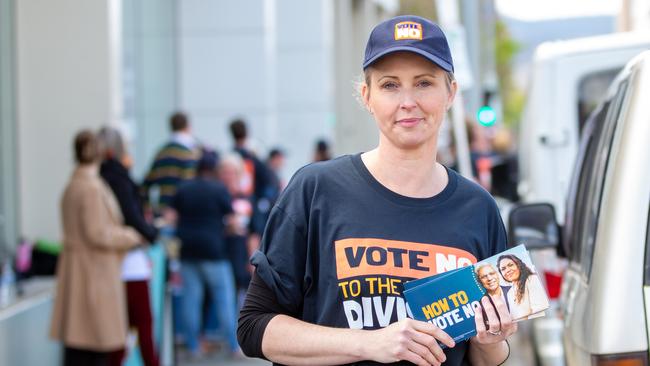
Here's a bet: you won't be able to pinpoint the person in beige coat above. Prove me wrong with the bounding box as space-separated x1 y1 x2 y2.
50 130 143 366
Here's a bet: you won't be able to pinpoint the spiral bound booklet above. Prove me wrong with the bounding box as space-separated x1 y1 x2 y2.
403 244 550 344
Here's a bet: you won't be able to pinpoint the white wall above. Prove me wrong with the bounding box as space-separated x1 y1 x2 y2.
122 0 177 180
16 0 122 241
0 0 18 253
333 1 384 156
177 0 334 176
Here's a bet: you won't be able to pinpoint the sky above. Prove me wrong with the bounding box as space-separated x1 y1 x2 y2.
495 0 621 88
495 0 621 21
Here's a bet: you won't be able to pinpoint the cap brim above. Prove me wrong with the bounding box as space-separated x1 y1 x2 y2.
363 46 454 73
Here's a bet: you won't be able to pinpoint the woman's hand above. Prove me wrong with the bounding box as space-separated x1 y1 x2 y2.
467 295 517 365
365 318 455 366
473 295 517 344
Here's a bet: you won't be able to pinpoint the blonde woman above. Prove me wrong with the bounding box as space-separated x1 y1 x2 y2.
238 15 516 366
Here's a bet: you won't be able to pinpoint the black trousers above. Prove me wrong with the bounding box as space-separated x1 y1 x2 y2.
63 347 110 366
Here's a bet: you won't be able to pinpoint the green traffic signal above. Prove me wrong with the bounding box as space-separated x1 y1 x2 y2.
477 106 497 126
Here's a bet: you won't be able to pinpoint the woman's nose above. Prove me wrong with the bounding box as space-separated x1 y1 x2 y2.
400 90 417 110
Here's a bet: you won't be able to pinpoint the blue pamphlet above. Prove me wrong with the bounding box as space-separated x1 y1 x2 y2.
403 244 549 344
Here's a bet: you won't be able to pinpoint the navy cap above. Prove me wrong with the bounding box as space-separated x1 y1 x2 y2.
363 15 454 73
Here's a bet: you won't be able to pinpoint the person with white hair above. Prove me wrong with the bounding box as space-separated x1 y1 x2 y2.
97 126 160 366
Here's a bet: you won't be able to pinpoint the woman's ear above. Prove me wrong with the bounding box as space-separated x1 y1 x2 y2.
361 83 372 113
447 79 458 108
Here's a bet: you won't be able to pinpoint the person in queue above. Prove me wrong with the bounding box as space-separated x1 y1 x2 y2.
50 130 143 366
237 15 517 366
170 149 239 359
97 126 160 366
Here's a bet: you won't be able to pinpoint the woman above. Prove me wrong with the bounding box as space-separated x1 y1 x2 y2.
97 127 160 366
237 15 516 366
497 254 549 321
50 130 143 366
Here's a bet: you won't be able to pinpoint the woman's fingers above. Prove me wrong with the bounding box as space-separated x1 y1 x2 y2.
407 338 442 366
473 296 519 345
481 297 501 334
412 319 456 349
474 300 487 333
410 329 447 364
491 295 517 336
376 319 452 365
490 294 512 324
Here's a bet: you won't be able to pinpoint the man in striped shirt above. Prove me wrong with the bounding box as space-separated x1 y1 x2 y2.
142 111 200 215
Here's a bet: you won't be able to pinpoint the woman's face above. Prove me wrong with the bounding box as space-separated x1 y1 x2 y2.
362 52 456 151
499 258 520 282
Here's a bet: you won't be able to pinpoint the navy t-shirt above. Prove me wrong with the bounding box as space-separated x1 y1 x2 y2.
252 154 507 366
172 177 233 261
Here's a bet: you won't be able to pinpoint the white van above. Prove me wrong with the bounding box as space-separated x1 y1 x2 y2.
510 51 650 365
517 32 650 221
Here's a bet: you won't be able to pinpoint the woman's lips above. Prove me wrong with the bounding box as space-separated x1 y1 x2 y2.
396 118 422 127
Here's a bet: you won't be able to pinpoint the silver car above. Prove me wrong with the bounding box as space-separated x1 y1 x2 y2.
509 50 650 365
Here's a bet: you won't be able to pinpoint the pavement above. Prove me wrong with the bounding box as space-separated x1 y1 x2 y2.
180 352 269 366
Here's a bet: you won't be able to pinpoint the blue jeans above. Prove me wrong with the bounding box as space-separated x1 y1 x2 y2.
180 260 238 353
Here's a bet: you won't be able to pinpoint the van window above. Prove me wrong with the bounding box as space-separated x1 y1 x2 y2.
568 78 628 279
577 68 621 133
567 105 605 264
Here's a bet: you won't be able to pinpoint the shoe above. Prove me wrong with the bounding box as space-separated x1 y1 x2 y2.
230 348 247 360
179 347 204 363
200 339 223 355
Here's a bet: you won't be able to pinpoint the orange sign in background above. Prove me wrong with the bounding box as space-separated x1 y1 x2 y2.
335 238 477 280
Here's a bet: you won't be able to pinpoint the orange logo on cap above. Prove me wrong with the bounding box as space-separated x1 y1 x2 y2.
395 21 423 40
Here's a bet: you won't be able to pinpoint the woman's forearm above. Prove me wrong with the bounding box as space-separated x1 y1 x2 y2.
262 315 369 365
468 338 509 366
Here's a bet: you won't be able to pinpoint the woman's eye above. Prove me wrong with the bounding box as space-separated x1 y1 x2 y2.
381 82 398 90
417 80 432 88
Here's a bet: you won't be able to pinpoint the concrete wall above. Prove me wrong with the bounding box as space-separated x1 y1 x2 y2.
0 0 18 254
16 0 122 241
333 1 384 156
176 0 335 176
8 0 393 244
122 0 178 180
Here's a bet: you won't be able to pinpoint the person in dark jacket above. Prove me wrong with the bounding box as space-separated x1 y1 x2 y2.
97 127 160 366
228 119 273 252
170 149 239 358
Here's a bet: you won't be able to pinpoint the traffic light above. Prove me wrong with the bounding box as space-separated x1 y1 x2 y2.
477 90 497 126
477 105 497 126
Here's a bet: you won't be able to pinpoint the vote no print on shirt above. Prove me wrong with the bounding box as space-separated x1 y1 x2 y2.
334 238 478 329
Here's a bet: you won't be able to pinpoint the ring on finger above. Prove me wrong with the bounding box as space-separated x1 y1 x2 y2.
487 330 502 336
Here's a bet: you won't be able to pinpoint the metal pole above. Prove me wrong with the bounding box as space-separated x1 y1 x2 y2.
437 0 474 179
